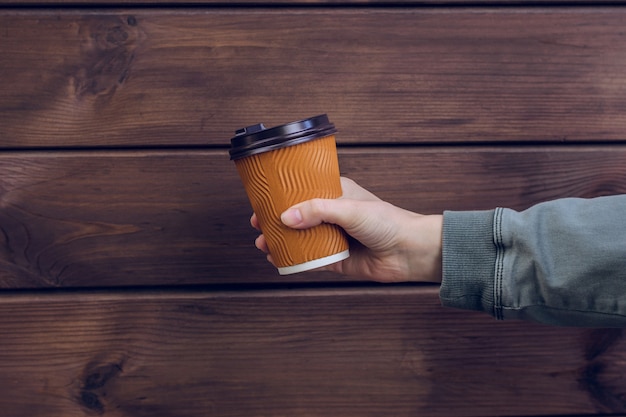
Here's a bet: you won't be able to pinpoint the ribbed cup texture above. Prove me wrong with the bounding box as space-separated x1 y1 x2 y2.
235 135 349 268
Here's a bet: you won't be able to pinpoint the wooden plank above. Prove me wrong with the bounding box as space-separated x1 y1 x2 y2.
3 8 626 147
0 286 624 416
2 0 625 4
0 146 625 288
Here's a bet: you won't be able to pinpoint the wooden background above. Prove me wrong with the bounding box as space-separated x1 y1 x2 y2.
1 1 626 416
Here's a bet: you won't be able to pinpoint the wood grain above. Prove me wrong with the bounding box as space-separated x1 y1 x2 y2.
1 0 624 4
0 286 624 416
0 146 624 288
3 2 626 417
3 9 626 147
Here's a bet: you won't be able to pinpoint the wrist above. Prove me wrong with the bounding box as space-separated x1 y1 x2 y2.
405 214 443 283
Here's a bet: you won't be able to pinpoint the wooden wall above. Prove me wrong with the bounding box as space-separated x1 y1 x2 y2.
1 1 626 416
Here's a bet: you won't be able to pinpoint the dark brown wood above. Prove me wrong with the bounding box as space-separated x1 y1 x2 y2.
3 9 626 148
1 0 625 4
0 146 624 288
3 2 626 416
0 286 624 417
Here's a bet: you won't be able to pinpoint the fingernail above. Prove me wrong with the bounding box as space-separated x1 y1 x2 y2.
281 208 303 226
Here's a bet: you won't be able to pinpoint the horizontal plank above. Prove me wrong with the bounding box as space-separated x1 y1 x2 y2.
3 9 626 147
0 286 624 416
0 146 625 288
1 0 624 3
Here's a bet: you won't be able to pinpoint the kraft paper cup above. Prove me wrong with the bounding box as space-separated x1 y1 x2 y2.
229 114 350 275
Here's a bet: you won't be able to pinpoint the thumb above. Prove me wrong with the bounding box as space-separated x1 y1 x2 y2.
281 198 360 230
281 197 408 255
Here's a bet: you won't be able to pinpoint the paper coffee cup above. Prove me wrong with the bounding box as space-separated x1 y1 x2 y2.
229 114 350 275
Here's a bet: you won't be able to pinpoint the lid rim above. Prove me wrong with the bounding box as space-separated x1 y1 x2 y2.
229 114 337 160
229 127 337 160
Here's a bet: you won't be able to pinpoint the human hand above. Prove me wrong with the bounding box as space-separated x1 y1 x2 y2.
251 177 443 283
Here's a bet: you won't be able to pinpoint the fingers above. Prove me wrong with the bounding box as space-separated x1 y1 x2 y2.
250 213 260 231
254 234 275 266
255 233 269 253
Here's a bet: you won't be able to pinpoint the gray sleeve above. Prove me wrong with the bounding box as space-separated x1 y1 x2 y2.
440 195 626 327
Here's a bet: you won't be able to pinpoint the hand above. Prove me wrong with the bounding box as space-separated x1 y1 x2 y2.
251 177 443 283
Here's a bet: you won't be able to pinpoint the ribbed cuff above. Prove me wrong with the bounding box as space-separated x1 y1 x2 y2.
440 210 498 316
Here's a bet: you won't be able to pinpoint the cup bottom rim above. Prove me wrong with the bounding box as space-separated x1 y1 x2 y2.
277 250 350 275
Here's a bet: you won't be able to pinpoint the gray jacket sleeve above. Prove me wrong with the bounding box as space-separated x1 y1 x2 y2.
439 195 626 327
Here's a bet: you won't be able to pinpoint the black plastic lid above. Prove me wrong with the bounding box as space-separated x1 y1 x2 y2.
229 114 337 160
